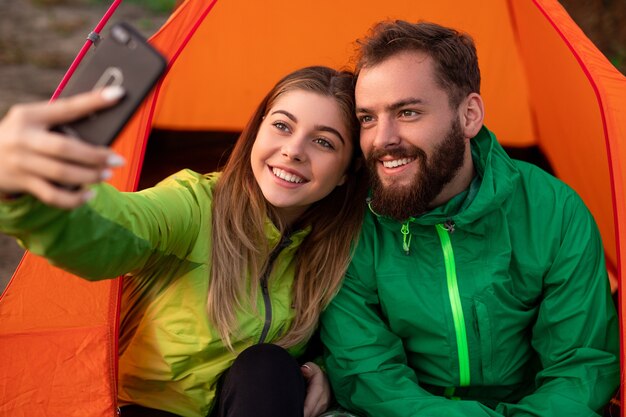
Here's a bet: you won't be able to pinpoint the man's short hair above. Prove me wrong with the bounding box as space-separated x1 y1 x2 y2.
356 20 481 108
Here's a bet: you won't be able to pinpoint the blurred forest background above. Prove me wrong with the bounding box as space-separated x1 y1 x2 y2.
0 0 625 289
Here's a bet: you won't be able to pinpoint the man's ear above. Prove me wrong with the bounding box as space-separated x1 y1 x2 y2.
459 93 484 138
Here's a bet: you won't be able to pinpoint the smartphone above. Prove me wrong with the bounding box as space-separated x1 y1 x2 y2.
53 22 167 147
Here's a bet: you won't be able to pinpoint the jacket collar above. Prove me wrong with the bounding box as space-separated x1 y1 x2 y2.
264 217 310 250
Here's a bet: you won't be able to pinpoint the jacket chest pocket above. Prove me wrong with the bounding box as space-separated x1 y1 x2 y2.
470 290 538 386
472 300 494 383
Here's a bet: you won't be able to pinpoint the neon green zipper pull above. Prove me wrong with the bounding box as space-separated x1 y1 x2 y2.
401 221 412 255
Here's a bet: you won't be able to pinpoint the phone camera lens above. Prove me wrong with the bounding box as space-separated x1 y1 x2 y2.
112 26 130 44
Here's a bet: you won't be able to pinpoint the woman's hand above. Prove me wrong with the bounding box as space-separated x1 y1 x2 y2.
0 87 125 209
302 362 331 417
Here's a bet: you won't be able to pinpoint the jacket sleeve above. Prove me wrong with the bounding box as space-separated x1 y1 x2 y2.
321 263 503 417
0 170 208 280
496 194 619 416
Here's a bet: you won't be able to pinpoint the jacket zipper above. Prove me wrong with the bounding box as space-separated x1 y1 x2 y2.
436 223 470 387
258 235 291 344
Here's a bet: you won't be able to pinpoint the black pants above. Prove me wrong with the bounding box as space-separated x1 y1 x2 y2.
120 343 306 417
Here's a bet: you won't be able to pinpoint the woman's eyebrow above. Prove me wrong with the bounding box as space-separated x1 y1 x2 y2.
271 109 297 122
271 110 345 144
315 125 345 144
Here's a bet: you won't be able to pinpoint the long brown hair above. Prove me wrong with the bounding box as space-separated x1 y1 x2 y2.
208 66 367 348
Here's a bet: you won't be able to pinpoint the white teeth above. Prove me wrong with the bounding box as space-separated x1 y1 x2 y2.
272 167 305 183
382 158 413 168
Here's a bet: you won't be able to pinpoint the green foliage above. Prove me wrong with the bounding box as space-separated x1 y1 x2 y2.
610 54 625 76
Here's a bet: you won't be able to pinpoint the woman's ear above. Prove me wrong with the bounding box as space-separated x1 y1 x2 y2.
459 93 484 138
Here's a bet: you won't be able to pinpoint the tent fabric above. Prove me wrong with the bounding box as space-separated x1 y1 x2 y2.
153 0 537 145
510 0 624 291
0 0 624 415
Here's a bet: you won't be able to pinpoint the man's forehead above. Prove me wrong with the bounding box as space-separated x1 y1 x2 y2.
355 53 439 109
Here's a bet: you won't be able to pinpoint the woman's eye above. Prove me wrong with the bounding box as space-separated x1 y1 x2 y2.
313 138 335 150
272 121 290 132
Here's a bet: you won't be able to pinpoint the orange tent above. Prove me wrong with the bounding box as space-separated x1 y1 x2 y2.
0 0 624 415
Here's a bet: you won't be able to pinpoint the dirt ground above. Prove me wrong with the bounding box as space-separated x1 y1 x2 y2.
0 0 624 291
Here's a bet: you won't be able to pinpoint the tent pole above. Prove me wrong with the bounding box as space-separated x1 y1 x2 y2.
50 0 124 101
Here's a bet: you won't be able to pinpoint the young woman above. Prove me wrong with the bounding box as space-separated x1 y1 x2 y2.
0 66 367 417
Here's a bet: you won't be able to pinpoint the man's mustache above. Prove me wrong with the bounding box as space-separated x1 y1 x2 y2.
367 145 426 164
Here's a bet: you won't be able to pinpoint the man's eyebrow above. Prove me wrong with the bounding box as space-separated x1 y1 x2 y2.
271 109 297 122
387 98 425 112
356 98 425 114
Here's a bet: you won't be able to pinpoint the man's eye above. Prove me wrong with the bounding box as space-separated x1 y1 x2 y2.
359 115 374 124
400 110 417 117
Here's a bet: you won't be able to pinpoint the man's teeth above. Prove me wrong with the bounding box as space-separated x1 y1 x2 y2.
272 167 304 183
382 158 413 168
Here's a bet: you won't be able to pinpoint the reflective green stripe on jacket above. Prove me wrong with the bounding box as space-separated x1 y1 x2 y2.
0 170 309 417
321 127 619 417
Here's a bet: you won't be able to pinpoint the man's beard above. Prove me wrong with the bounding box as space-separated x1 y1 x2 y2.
366 118 466 221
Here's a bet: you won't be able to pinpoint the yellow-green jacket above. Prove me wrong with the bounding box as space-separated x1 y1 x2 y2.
0 170 309 417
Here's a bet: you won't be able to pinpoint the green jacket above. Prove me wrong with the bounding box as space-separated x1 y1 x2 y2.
0 170 309 417
320 127 619 417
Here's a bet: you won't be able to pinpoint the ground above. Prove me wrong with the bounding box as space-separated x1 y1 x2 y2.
0 0 624 292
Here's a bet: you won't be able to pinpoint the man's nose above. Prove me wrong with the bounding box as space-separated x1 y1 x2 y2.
372 118 401 149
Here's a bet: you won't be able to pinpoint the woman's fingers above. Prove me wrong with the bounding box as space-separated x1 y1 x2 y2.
18 151 111 187
0 89 126 206
302 362 331 417
19 86 125 127
2 147 105 209
24 128 120 168
2 127 122 189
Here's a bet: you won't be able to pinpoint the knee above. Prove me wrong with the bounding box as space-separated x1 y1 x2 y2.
216 344 306 416
231 343 298 377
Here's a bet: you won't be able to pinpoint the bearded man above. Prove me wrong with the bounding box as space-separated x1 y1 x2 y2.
320 21 619 417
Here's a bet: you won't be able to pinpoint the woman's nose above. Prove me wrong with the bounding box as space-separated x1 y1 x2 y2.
281 136 306 162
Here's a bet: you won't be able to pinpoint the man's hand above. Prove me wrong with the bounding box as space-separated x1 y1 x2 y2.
302 362 331 417
0 87 125 209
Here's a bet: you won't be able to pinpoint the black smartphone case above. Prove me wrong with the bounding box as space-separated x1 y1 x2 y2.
54 22 167 147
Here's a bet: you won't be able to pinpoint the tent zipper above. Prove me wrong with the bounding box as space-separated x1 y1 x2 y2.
436 222 470 387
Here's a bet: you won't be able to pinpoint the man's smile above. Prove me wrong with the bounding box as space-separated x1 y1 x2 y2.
381 157 415 169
